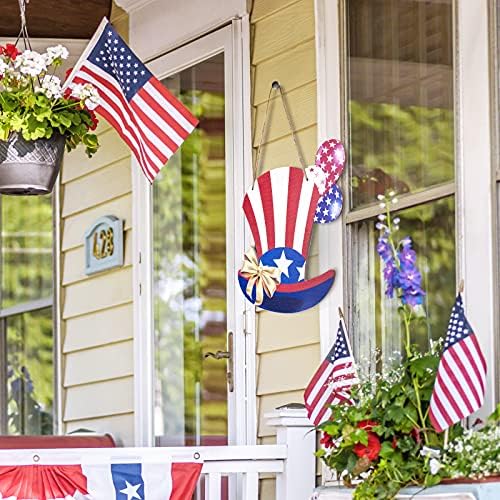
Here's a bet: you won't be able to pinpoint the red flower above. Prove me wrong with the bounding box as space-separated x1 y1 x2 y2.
1 44 20 60
88 109 99 130
411 427 422 444
320 432 335 449
391 436 398 449
353 432 381 461
357 420 378 431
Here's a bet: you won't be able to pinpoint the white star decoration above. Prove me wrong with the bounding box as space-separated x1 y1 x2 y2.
273 250 294 278
120 480 142 500
297 263 306 281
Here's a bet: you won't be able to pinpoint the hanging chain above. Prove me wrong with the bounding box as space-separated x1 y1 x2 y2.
15 0 32 50
253 81 307 184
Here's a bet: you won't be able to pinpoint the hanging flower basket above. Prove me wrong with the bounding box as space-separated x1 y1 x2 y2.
0 38 100 196
0 131 65 195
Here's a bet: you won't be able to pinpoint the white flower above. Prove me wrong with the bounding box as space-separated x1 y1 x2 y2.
36 75 63 99
70 83 100 110
15 50 47 76
44 45 69 65
429 458 442 475
420 446 441 459
0 59 8 76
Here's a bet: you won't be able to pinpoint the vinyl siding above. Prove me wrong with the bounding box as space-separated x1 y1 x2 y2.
250 0 320 449
59 3 134 444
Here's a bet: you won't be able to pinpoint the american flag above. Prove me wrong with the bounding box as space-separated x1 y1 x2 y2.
429 294 487 433
65 19 198 183
304 320 358 426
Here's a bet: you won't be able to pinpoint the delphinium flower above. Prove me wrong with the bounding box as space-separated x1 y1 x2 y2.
375 192 425 308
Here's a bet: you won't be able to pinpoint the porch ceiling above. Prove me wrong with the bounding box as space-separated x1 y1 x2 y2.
0 0 112 39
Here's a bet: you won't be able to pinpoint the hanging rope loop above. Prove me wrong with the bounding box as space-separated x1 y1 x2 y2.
15 0 32 50
253 80 308 186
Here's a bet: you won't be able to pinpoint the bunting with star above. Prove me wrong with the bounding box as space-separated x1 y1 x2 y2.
0 456 202 499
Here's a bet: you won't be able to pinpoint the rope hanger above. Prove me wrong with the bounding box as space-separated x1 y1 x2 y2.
15 0 32 50
253 81 308 185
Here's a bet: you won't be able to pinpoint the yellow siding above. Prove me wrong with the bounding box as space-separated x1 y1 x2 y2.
59 4 134 443
251 0 319 450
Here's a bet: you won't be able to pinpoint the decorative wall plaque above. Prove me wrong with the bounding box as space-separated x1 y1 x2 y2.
84 216 124 275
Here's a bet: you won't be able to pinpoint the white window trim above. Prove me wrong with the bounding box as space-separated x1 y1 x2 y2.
315 0 498 417
132 20 256 447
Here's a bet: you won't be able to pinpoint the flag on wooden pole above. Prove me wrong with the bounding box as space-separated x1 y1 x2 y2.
429 293 487 432
304 318 358 426
65 18 198 183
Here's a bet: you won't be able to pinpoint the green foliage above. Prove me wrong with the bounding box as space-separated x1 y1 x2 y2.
0 44 99 156
318 346 462 499
0 88 99 156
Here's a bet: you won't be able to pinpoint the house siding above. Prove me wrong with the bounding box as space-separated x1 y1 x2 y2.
251 0 319 437
59 4 135 446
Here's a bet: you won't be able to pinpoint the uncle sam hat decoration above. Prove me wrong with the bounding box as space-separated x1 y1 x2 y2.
238 166 335 314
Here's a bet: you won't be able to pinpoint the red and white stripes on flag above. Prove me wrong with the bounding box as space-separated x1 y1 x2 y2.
242 167 320 259
65 18 198 183
304 319 358 426
429 294 487 432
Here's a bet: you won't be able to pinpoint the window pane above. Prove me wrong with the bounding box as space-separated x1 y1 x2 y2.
351 197 455 366
347 0 454 209
1 195 53 308
6 308 53 435
153 54 228 446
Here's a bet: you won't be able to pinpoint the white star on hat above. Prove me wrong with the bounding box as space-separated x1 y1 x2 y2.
273 250 294 278
120 481 142 500
297 263 306 281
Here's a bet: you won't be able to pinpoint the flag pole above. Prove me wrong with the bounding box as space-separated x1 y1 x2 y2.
444 279 465 447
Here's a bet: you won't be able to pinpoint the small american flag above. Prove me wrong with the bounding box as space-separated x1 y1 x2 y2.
429 294 487 432
304 320 358 426
65 19 198 183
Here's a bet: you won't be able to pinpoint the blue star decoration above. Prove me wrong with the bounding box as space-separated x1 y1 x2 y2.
314 184 343 224
111 463 145 500
260 247 306 284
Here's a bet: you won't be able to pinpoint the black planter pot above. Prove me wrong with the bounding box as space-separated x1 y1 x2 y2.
0 132 65 195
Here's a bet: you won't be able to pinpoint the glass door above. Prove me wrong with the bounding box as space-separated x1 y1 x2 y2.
134 23 253 450
152 53 228 446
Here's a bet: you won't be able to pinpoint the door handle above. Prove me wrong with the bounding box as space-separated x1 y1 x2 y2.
204 350 230 360
203 331 234 392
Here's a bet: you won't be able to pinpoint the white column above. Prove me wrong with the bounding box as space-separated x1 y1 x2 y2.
266 407 316 500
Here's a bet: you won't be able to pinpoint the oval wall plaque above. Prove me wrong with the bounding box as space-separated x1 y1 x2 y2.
84 215 124 275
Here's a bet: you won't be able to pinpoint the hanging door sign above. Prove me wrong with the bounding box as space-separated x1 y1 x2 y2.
84 215 124 275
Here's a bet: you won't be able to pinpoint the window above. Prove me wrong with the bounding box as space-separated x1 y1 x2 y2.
344 0 456 366
0 194 55 435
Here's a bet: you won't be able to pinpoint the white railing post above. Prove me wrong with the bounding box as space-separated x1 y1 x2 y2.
266 406 316 500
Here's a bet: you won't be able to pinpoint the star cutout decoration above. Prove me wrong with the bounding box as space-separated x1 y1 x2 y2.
273 250 294 278
120 481 142 500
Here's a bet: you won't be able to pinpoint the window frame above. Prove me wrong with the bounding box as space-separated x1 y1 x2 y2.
132 20 255 448
315 0 498 416
0 195 58 435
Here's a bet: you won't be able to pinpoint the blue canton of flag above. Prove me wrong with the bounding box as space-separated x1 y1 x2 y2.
88 28 151 101
65 18 198 183
111 463 145 500
314 184 343 224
